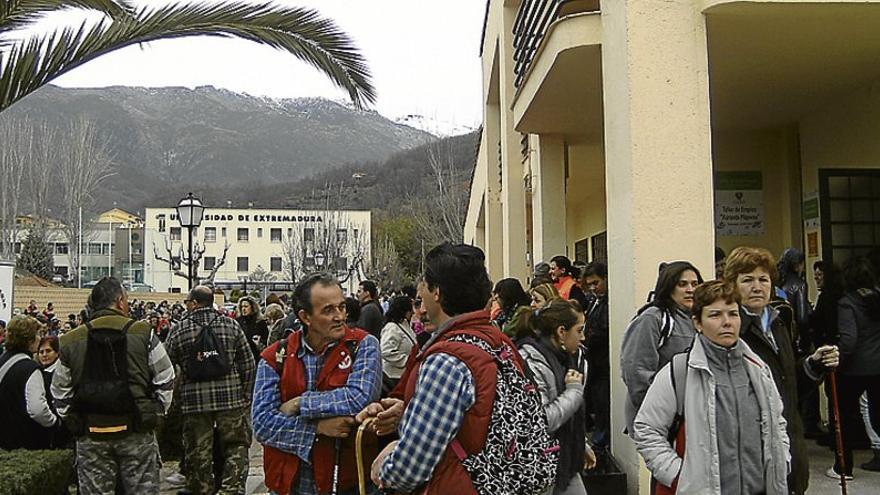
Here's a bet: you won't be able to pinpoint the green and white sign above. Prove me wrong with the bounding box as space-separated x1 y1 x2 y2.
715 171 764 236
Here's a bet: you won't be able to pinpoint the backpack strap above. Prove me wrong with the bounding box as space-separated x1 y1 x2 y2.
667 349 690 442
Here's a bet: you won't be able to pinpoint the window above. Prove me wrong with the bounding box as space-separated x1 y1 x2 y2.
204 256 216 271
55 243 69 255
257 228 263 238
13 242 21 254
591 231 608 264
270 257 282 272
336 229 347 246
221 227 227 237
271 228 282 243
157 215 166 233
820 170 880 266
170 227 181 241
304 228 315 242
574 238 588 263
237 228 249 242
54 266 69 277
102 243 111 255
237 257 248 272
304 227 315 256
334 256 348 272
287 228 293 238
89 243 102 255
205 227 217 243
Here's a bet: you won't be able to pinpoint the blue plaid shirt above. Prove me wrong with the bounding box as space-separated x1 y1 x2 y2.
379 352 476 492
252 330 381 495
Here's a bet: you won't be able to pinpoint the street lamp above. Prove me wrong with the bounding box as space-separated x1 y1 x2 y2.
175 192 205 291
314 252 326 269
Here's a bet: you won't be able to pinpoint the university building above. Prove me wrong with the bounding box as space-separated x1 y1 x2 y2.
466 0 880 491
143 207 371 293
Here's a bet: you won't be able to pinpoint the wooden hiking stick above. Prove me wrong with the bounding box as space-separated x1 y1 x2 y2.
356 417 376 495
829 371 848 495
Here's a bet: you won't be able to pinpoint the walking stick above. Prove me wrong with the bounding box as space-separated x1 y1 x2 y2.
829 371 848 495
332 438 342 495
356 417 376 495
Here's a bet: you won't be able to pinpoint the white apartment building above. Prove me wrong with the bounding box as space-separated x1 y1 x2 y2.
143 207 371 293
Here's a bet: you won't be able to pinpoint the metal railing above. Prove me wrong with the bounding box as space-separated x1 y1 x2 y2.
512 0 600 88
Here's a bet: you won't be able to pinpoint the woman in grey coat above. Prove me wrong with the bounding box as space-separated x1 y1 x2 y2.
633 281 790 495
621 261 704 434
517 299 595 495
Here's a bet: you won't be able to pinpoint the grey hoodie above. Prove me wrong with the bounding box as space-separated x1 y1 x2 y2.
621 305 696 433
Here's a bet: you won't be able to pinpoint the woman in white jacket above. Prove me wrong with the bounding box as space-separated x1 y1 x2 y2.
633 280 790 495
379 295 417 394
518 299 595 495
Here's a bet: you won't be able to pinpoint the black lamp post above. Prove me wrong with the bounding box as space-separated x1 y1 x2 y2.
175 192 205 291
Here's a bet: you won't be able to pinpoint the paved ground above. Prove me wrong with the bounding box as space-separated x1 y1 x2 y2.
159 438 878 494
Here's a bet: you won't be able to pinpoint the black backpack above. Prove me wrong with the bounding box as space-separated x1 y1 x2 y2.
187 315 231 382
75 320 137 416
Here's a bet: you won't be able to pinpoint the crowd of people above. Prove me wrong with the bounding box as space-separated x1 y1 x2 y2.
0 242 878 495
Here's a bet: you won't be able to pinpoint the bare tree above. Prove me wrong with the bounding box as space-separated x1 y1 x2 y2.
55 119 116 285
153 238 230 286
24 120 60 227
409 141 468 246
364 233 407 291
0 117 26 259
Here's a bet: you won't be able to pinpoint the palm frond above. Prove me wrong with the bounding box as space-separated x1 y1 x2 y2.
0 0 132 33
0 1 376 112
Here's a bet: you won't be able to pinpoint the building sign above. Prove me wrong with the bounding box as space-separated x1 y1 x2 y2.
807 231 819 258
0 261 14 323
714 171 764 236
168 213 324 224
803 192 820 231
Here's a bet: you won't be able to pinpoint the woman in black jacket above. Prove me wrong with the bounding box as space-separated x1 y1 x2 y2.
832 256 880 479
236 296 269 359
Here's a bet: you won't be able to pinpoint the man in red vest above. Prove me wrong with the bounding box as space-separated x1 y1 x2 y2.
252 272 382 495
357 243 516 494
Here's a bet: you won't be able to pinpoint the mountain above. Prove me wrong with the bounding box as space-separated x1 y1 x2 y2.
3 85 434 212
394 114 478 137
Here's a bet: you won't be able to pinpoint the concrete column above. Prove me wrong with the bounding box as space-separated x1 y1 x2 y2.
484 103 505 281
498 5 529 281
532 134 567 264
601 2 716 493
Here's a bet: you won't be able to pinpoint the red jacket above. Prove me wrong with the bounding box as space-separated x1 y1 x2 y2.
399 310 525 494
259 327 377 494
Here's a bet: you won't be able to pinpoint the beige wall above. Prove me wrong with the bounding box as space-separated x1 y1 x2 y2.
712 127 802 258
566 141 607 258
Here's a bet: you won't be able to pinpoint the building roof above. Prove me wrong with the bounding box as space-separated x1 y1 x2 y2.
97 208 142 225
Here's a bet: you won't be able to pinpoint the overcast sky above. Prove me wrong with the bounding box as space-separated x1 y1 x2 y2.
41 0 485 128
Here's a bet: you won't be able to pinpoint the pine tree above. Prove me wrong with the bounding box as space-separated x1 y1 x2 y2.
18 228 55 280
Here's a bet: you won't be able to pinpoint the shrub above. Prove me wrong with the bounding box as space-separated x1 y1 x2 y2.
0 449 74 495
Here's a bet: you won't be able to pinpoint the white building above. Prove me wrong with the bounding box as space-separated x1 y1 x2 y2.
144 207 372 294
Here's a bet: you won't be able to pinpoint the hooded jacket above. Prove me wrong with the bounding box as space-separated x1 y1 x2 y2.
632 335 790 495
837 288 880 376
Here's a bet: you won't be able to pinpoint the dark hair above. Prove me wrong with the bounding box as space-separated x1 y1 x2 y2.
423 242 492 317
691 281 740 322
359 280 378 299
189 286 214 307
493 278 531 311
582 261 607 279
528 299 581 339
777 247 806 284
715 247 727 263
344 296 361 323
813 260 844 296
401 284 417 299
645 261 704 313
88 277 125 311
550 255 580 279
385 295 414 324
530 275 554 288
39 335 60 353
5 317 41 353
294 272 340 314
843 257 877 292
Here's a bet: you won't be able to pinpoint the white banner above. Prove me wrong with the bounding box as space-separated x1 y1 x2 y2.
0 261 14 323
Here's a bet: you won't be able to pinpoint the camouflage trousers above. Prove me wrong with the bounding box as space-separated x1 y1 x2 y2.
76 431 160 494
183 406 251 495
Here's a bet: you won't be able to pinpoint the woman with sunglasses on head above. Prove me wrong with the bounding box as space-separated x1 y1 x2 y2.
621 261 704 435
517 299 595 495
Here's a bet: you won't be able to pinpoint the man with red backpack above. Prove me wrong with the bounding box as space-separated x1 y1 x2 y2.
358 243 559 495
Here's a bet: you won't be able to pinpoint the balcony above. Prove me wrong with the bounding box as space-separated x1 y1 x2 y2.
513 0 601 88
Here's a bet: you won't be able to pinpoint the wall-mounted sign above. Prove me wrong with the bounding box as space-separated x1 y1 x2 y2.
803 192 820 231
715 171 765 236
0 261 14 323
807 231 819 258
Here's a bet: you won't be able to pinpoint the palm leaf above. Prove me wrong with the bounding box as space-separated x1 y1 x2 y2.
0 0 132 33
0 1 376 112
